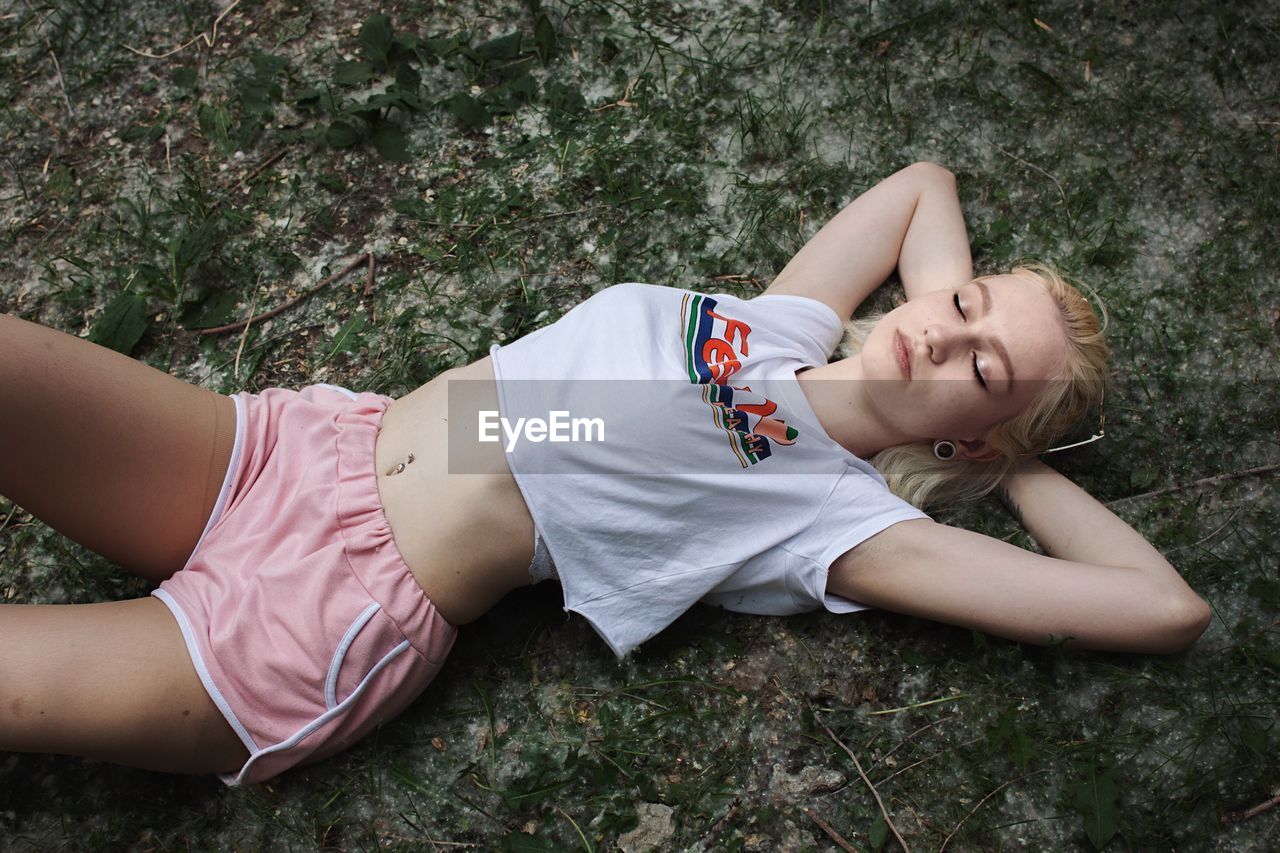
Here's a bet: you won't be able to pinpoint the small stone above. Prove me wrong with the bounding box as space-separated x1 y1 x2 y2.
431 737 446 751
770 763 846 799
617 803 675 853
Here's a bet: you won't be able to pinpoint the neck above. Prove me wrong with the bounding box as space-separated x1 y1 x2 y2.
795 358 908 459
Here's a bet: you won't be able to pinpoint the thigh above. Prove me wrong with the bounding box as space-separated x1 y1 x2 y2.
0 313 235 583
0 597 248 774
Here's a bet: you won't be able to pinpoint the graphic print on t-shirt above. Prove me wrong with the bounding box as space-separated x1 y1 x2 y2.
681 292 801 467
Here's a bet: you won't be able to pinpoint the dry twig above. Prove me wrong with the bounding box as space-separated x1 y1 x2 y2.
235 148 289 187
197 253 372 335
1221 789 1280 825
811 707 911 852
803 807 860 852
362 252 377 298
939 770 1047 851
46 49 72 119
122 0 241 59
987 140 1067 203
699 796 741 849
1106 462 1280 506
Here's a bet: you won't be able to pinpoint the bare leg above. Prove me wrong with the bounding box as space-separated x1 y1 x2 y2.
0 313 235 583
0 597 248 773
0 313 245 771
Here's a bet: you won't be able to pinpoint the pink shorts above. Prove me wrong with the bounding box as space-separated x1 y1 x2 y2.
153 384 457 786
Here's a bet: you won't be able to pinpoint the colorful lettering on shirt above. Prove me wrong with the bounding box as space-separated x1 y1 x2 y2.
681 293 801 467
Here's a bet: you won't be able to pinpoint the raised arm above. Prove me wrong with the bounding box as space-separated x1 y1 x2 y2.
826 460 1212 654
763 161 974 320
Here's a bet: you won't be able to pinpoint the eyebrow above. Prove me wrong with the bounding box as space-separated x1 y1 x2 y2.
974 280 1015 393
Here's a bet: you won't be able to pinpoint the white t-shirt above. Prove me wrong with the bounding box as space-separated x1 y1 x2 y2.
489 283 928 657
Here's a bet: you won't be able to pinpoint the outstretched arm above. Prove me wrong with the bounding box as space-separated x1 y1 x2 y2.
826 461 1211 654
763 161 973 319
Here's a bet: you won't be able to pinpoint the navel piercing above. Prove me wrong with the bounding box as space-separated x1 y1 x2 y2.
386 452 415 476
932 440 957 461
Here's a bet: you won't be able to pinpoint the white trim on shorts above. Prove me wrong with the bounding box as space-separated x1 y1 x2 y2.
152 587 261 755
325 601 382 710
313 383 359 400
156 589 414 786
182 393 245 567
225 638 412 786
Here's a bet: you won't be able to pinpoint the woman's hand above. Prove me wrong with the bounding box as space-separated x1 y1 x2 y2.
762 162 974 320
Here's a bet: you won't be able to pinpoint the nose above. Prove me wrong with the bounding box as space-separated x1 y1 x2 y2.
923 323 976 364
923 323 953 363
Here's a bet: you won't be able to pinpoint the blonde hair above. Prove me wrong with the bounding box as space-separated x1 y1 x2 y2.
837 262 1109 510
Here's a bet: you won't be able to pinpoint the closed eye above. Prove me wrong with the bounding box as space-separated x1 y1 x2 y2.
953 292 966 320
972 352 987 389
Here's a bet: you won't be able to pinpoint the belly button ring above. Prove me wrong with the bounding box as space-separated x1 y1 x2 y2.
386 452 414 476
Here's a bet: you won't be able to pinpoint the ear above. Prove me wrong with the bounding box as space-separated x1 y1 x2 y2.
955 437 1001 462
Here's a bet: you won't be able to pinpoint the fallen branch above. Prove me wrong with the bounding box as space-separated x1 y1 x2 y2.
1106 462 1280 506
987 140 1067 204
197 253 372 335
235 148 289 187
122 0 241 59
939 770 1047 851
47 49 73 119
699 796 741 850
803 807 860 852
1221 789 1280 825
811 707 910 852
362 252 377 297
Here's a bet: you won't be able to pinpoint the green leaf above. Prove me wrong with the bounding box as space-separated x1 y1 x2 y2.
447 93 490 128
392 195 432 219
534 14 557 64
498 831 556 852
359 92 410 113
372 123 410 162
318 172 347 192
359 13 394 65
393 61 422 107
325 121 362 148
986 709 1035 769
89 292 149 355
250 52 289 79
326 313 368 358
334 60 376 86
44 165 77 199
868 812 888 851
507 72 537 101
1255 647 1280 671
1247 578 1280 607
474 31 523 63
197 103 232 148
545 80 586 130
1070 764 1120 849
172 66 198 91
170 218 219 274
416 34 466 63
122 120 167 143
181 288 240 329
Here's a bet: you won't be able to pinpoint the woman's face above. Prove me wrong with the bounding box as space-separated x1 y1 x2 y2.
859 274 1071 443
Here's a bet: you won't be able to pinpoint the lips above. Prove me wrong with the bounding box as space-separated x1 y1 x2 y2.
894 330 912 379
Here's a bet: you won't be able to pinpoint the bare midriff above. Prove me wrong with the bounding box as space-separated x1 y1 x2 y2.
373 356 536 625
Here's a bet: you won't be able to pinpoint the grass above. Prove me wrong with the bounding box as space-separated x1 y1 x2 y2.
2 0 1278 849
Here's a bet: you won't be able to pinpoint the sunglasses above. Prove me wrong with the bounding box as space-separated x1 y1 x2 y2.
1042 386 1106 454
